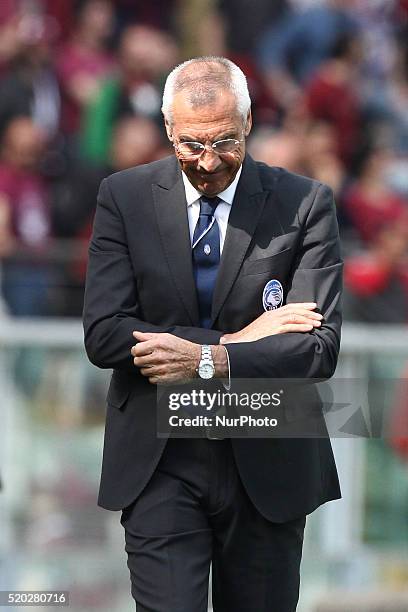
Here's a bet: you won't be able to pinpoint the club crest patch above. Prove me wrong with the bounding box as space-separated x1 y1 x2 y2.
263 279 283 311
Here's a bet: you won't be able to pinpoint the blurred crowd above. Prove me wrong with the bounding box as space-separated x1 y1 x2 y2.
0 0 407 322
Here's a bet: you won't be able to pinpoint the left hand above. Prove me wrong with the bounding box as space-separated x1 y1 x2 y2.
131 331 201 384
220 303 322 344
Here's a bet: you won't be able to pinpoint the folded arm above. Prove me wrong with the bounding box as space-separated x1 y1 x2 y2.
222 183 343 380
84 178 341 383
83 178 223 372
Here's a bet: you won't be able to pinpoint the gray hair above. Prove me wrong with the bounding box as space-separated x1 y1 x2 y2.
161 56 251 125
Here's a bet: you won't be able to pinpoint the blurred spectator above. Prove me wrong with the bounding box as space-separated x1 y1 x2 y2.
365 35 408 157
54 115 168 242
353 0 399 83
56 0 115 139
108 115 169 168
249 120 346 201
344 216 408 323
113 0 178 34
53 116 169 316
217 0 289 58
304 31 364 166
177 0 225 59
0 117 56 315
81 24 178 164
343 147 408 244
248 126 304 174
0 0 18 25
0 10 21 74
0 10 60 139
40 0 75 43
397 0 408 22
179 0 280 127
300 121 346 198
0 0 405 322
256 0 359 112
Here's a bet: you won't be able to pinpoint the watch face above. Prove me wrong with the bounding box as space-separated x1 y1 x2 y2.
199 363 215 379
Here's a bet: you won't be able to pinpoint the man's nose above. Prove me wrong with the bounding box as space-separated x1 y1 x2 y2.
197 146 222 172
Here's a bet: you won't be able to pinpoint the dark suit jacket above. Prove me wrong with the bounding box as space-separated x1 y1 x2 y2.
83 154 343 523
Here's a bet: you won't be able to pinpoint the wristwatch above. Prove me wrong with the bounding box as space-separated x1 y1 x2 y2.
197 345 215 379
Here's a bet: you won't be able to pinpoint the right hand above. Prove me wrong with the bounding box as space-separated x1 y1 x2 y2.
220 303 323 344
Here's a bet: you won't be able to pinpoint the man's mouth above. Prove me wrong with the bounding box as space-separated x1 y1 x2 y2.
197 169 225 179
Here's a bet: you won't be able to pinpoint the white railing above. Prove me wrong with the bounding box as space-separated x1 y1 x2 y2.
1 318 408 351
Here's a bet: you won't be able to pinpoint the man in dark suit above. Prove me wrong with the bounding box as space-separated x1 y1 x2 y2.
83 57 342 611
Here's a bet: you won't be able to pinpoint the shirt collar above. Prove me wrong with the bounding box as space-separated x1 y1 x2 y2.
182 164 243 207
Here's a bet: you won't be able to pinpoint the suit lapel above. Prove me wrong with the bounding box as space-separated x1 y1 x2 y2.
152 159 200 326
151 155 271 329
210 155 268 326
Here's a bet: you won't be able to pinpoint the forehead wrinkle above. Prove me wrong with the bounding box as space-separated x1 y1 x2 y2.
171 91 244 146
173 106 236 123
172 84 239 121
172 107 241 132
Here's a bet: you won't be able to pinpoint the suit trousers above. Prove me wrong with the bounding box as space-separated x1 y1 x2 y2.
120 437 306 612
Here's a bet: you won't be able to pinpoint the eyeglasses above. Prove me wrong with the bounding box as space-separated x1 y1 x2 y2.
173 137 244 159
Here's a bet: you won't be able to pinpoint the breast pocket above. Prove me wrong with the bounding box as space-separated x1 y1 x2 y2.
242 247 292 276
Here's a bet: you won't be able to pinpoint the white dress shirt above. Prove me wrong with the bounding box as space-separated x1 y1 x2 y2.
182 165 243 253
181 166 243 389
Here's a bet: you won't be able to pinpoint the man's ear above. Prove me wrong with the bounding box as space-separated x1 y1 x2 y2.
244 109 252 137
164 118 173 141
